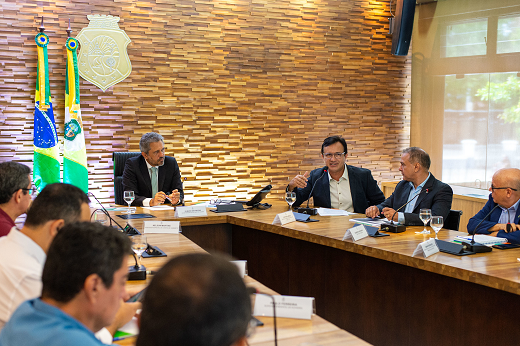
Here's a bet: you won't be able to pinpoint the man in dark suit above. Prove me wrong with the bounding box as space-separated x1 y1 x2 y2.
122 132 184 207
467 168 520 242
366 147 453 226
288 136 385 213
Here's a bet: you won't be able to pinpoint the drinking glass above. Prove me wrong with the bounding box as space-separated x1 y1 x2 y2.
418 208 432 234
431 216 443 239
93 210 109 225
285 191 296 209
131 235 147 268
124 191 135 214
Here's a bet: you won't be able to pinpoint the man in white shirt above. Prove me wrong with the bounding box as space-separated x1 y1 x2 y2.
0 183 138 342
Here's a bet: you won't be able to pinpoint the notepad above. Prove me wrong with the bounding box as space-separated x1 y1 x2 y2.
454 235 508 246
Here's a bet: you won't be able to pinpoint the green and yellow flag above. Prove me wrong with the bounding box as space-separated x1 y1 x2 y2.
33 32 60 191
63 37 88 193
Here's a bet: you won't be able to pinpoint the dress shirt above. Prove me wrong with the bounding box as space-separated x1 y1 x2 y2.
328 165 353 212
142 160 159 207
0 208 14 238
0 299 106 346
0 228 112 344
498 198 520 224
0 227 45 331
397 173 431 224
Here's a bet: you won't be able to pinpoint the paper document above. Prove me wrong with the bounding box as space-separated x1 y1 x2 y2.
351 217 394 227
317 208 355 216
142 205 176 211
454 235 508 246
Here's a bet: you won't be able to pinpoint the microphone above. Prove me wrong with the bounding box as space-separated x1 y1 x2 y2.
380 188 429 233
462 204 500 253
297 168 327 216
247 287 278 346
88 192 140 235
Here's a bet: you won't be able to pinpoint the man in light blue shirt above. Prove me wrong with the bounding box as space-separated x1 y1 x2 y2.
0 222 132 346
467 168 520 240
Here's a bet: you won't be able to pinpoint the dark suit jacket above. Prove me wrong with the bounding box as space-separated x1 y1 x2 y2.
467 194 520 243
376 174 453 226
122 155 184 207
292 165 385 214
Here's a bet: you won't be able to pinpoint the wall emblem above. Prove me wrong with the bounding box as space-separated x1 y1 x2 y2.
76 15 131 92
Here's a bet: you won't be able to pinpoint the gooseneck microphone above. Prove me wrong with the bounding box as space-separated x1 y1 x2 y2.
380 188 429 233
297 168 327 215
247 287 278 346
88 192 140 235
462 204 500 253
389 188 429 224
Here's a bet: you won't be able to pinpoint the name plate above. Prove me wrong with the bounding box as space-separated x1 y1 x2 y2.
231 260 247 278
174 205 208 218
412 238 439 258
342 224 369 241
272 211 296 225
143 220 180 234
253 295 314 320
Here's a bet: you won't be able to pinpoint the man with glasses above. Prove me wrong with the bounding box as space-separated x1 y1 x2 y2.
122 132 184 207
287 136 385 212
0 162 33 237
467 168 520 241
0 183 139 341
365 147 453 225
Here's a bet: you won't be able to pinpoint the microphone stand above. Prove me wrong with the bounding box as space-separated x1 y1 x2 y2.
462 204 500 253
296 168 327 216
87 192 140 235
380 188 428 233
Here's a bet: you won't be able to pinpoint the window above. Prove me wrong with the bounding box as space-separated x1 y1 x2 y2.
497 15 520 54
441 19 488 58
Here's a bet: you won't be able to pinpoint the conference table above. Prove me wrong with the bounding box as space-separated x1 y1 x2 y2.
118 209 371 346
115 200 520 346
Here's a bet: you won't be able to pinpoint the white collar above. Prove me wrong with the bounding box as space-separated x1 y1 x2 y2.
6 227 46 265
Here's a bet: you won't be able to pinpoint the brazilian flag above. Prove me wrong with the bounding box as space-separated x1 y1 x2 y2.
34 32 60 191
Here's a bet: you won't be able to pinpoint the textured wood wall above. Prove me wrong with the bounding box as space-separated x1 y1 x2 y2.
0 0 410 204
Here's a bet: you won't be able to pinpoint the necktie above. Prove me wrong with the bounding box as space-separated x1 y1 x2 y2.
151 167 158 197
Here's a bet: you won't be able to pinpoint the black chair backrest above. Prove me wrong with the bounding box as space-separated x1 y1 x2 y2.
113 152 141 205
444 209 463 231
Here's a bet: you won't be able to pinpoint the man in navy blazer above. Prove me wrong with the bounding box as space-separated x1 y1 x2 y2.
366 147 453 226
467 168 520 242
122 132 184 207
288 136 385 213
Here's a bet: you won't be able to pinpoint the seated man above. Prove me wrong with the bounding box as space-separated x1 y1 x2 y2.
366 147 453 225
122 132 184 207
467 168 520 242
0 183 138 341
0 162 33 237
288 136 385 213
137 253 251 346
0 222 132 346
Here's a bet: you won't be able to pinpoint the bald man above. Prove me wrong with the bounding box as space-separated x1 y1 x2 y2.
467 168 520 243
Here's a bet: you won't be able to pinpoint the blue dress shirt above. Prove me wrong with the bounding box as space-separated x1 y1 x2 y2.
397 173 431 224
0 299 108 346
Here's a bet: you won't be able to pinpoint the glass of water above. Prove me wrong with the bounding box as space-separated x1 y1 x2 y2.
124 191 135 214
431 216 443 239
418 209 432 234
285 191 296 210
131 235 147 268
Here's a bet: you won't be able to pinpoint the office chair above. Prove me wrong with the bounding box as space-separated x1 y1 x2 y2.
444 210 463 231
112 152 140 205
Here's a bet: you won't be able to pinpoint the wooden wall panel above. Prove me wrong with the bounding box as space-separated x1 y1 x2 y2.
0 0 411 204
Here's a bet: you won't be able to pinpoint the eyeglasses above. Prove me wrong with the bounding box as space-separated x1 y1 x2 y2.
17 187 37 196
490 184 518 192
323 152 345 160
